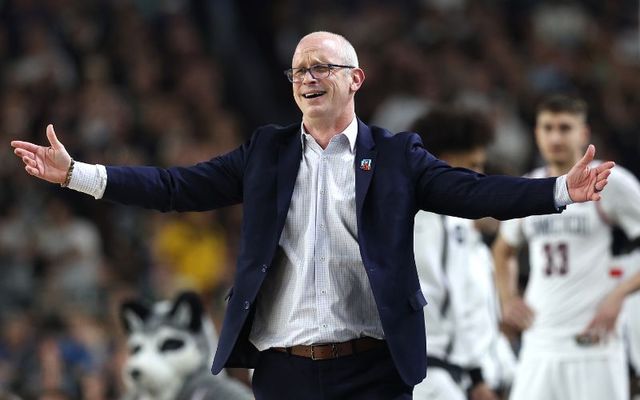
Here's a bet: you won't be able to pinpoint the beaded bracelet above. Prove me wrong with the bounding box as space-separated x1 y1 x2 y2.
60 158 75 187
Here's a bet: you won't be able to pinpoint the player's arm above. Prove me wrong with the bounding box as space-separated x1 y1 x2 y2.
582 251 640 338
492 234 534 331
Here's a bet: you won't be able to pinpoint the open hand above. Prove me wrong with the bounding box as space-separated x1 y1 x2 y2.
579 290 624 344
11 124 71 185
566 144 615 202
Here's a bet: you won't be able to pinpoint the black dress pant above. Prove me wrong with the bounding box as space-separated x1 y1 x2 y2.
252 344 413 400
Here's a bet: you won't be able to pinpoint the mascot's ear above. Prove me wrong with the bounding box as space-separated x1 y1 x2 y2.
120 300 151 333
169 291 204 333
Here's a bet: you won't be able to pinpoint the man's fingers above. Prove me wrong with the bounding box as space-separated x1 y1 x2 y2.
590 166 612 198
595 179 608 192
596 169 611 181
511 305 533 321
580 325 610 343
512 316 531 330
579 321 601 340
22 155 36 168
11 140 41 154
595 161 615 174
584 313 616 334
46 124 63 150
583 318 598 332
14 147 33 159
25 165 39 176
592 168 611 199
577 144 596 167
505 302 534 329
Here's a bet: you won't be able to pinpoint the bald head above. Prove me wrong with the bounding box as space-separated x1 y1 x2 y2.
289 31 365 144
294 31 359 67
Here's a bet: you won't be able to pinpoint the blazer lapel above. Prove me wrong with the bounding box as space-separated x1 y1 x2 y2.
355 120 377 220
277 129 303 226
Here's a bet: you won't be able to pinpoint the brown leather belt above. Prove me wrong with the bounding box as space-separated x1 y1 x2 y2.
271 337 385 360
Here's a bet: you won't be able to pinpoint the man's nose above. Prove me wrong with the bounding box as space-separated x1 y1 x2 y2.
301 69 317 83
547 129 563 142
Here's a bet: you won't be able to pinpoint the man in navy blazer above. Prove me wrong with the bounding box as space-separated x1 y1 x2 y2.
12 31 613 399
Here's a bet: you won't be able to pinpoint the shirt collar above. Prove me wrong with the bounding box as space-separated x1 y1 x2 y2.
300 116 358 153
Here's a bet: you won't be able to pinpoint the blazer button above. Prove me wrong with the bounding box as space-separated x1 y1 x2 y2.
261 264 268 273
243 300 250 310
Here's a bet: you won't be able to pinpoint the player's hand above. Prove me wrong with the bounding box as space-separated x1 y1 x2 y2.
501 296 534 331
580 289 624 342
470 382 499 400
566 144 614 202
11 124 72 185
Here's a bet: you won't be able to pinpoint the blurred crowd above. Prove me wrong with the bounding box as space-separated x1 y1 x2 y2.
0 0 638 398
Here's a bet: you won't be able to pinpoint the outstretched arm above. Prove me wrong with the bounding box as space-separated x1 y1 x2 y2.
11 124 72 185
12 122 250 211
566 144 615 202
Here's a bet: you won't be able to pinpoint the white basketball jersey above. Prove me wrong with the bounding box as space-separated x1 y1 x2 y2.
414 212 493 366
500 163 640 355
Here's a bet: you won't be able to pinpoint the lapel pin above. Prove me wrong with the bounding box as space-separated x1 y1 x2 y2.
360 159 372 171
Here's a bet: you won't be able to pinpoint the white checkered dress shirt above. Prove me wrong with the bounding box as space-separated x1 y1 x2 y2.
249 117 384 350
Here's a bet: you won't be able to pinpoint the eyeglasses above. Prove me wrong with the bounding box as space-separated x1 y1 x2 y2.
284 63 356 83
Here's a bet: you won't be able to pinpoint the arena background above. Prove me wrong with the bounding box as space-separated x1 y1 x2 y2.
0 0 638 398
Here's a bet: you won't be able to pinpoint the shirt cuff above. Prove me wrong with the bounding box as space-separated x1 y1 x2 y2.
67 161 107 199
554 174 573 208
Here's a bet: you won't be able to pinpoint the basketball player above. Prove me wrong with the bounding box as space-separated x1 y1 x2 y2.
493 94 640 400
412 108 507 400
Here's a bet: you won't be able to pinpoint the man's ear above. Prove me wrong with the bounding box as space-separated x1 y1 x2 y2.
350 68 365 92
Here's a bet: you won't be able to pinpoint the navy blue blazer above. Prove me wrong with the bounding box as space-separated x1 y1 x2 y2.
104 119 560 385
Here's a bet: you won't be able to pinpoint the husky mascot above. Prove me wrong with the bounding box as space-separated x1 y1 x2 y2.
120 291 254 400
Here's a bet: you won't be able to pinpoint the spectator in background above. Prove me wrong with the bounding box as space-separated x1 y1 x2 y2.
150 212 231 298
35 196 104 316
0 205 34 312
0 312 94 399
0 310 36 392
